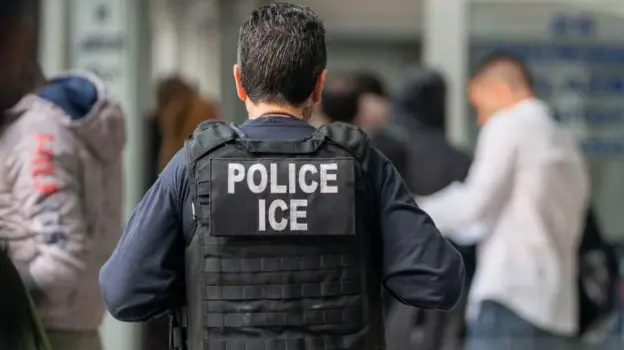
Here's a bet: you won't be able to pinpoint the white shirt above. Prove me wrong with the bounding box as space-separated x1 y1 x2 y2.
419 99 590 335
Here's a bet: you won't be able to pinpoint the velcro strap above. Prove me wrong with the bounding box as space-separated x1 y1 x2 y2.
172 328 183 349
320 122 370 164
169 313 185 350
235 131 326 154
204 255 357 273
206 308 362 328
204 281 360 300
205 335 367 350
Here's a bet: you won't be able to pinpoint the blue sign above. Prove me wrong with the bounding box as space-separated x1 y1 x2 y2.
550 14 596 38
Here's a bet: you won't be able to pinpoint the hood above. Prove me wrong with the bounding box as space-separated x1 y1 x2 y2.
392 68 447 130
37 71 126 163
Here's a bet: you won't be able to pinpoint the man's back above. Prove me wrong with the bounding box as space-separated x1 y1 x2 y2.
403 126 471 195
469 99 589 334
100 4 464 349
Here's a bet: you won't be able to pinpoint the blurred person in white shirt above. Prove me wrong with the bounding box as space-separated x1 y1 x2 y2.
419 52 590 350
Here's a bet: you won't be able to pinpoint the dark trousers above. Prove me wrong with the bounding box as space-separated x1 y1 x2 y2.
385 292 468 350
465 301 581 350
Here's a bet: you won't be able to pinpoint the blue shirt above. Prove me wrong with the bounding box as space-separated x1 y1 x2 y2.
100 116 465 321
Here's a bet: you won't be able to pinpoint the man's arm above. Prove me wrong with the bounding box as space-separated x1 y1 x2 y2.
5 126 87 305
371 149 465 310
100 150 190 322
418 116 517 238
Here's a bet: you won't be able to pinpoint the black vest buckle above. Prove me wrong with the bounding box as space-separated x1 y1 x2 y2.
169 308 188 350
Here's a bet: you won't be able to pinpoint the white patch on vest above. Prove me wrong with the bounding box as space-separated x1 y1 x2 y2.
227 162 340 231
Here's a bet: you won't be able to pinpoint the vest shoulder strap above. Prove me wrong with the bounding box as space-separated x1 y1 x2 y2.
185 121 239 163
319 122 371 164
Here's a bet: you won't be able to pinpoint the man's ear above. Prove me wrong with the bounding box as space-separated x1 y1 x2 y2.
310 69 327 105
233 64 247 101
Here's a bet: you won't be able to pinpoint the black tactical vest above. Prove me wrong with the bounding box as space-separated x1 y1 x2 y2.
178 121 384 350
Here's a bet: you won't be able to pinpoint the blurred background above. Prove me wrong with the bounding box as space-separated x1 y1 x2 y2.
36 0 624 349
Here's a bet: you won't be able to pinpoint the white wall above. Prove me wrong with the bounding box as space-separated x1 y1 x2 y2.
150 0 424 100
302 0 422 38
470 2 624 40
151 0 221 98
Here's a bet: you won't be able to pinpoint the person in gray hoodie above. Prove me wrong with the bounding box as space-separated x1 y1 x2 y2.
0 2 126 349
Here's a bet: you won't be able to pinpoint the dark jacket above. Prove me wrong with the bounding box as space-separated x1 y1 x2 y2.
392 69 472 196
0 251 51 350
384 69 476 350
370 126 409 179
393 69 475 270
99 116 465 322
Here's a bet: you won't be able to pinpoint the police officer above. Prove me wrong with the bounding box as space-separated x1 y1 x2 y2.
100 3 465 350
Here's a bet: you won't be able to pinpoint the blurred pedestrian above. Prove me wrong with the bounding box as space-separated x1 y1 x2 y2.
146 76 218 350
0 2 126 349
353 71 390 131
419 51 590 350
154 76 218 171
349 72 410 179
312 71 360 126
385 68 475 350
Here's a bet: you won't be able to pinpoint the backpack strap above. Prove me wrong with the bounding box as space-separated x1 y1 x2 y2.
169 308 188 350
319 122 377 231
185 121 239 163
319 122 371 168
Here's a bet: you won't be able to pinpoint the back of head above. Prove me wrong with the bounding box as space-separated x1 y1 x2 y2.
352 72 390 130
394 68 447 130
320 72 359 124
353 72 387 98
237 3 326 106
0 0 38 112
470 51 534 124
471 50 533 91
156 76 195 110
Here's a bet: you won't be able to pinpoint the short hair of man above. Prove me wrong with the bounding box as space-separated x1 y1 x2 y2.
321 72 359 124
472 50 534 90
353 72 387 98
237 3 327 106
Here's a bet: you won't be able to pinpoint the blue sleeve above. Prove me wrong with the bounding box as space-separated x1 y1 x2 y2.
370 148 465 310
99 150 192 322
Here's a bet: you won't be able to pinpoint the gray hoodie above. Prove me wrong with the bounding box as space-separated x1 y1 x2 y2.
0 71 125 331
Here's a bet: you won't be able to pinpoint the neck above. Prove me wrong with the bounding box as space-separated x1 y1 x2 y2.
506 90 534 108
247 102 305 120
480 93 535 125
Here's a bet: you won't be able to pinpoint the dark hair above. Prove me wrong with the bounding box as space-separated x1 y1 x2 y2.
472 50 533 88
353 71 387 98
156 76 195 107
321 72 359 124
237 3 327 106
